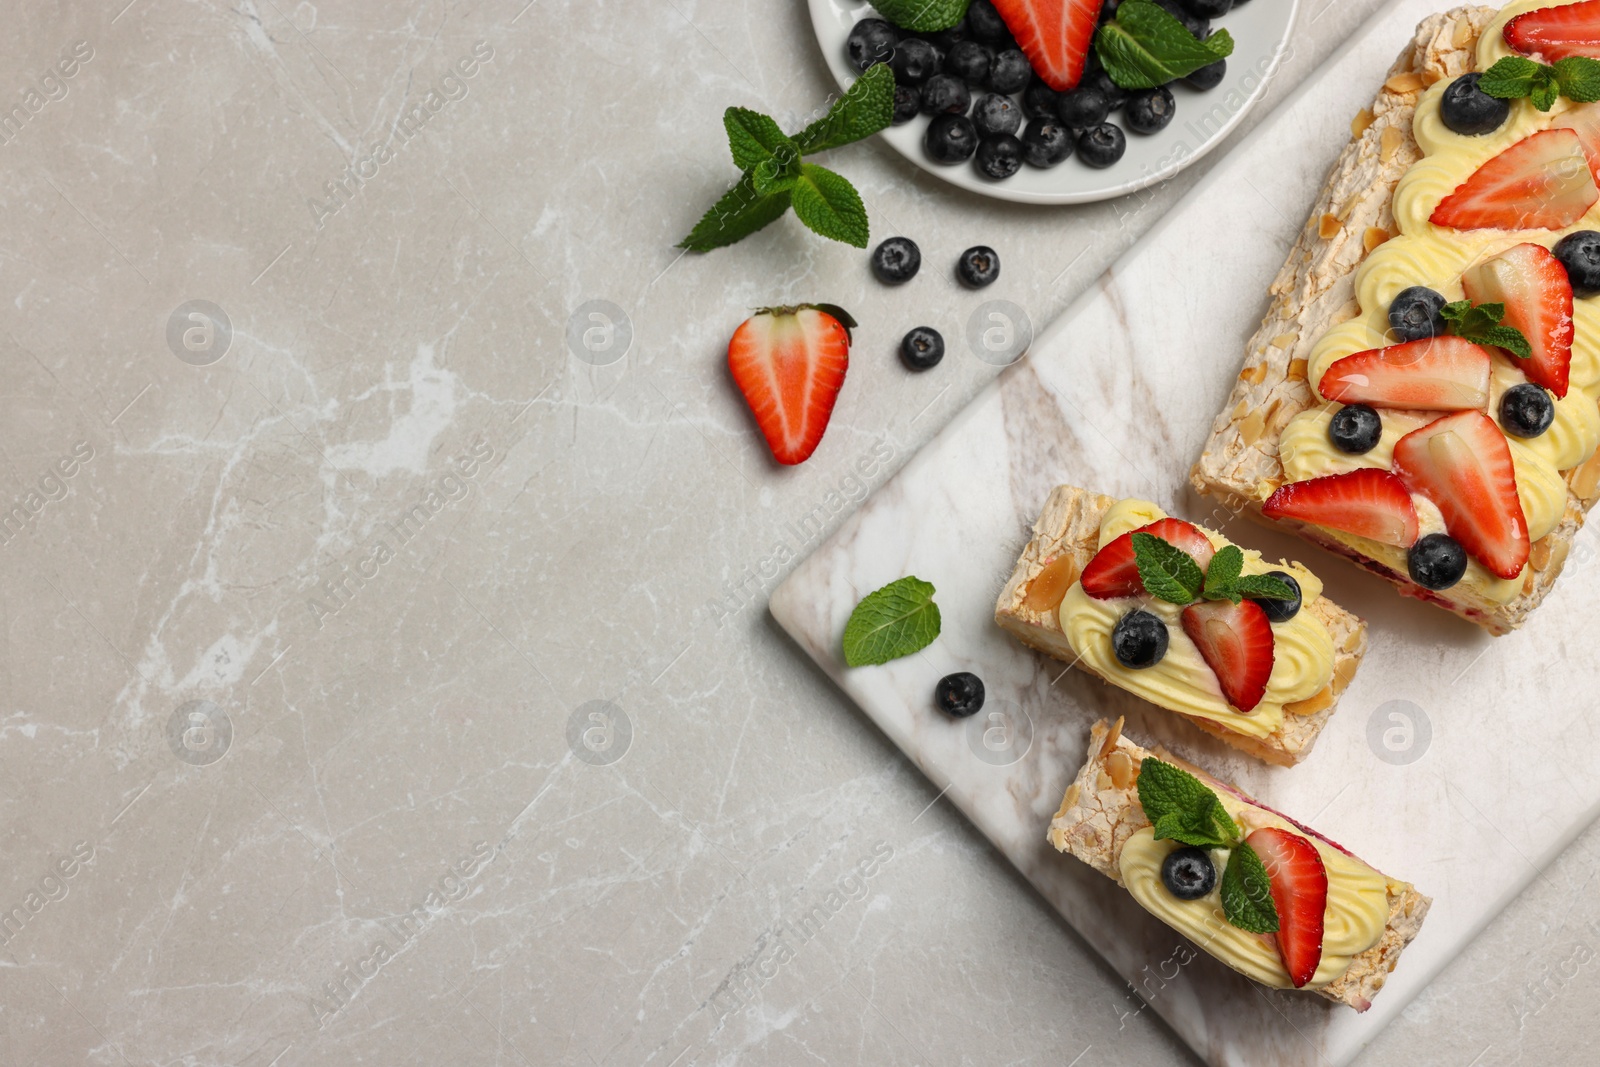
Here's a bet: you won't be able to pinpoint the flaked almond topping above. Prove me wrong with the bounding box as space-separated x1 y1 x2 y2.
1364 226 1392 253
1062 782 1081 811
1452 18 1476 48
1288 357 1310 381
1319 213 1342 239
1285 686 1334 717
1240 408 1267 446
1384 71 1425 94
1351 108 1375 138
1239 363 1267 384
1568 445 1600 500
1023 552 1081 617
1106 750 1135 790
1334 655 1360 693
1422 68 1443 87
1097 715 1125 759
1380 125 1404 165
1272 332 1298 351
1530 536 1554 572
1095 770 1114 791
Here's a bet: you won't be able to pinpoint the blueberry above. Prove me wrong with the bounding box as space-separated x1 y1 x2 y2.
1058 85 1110 128
1100 0 1123 23
975 133 1024 179
1185 58 1226 91
892 84 921 125
1327 403 1382 455
972 93 1022 138
1500 382 1556 438
945 40 994 85
1388 285 1447 341
935 671 985 717
925 113 978 162
1555 230 1600 297
957 245 1001 288
1252 571 1302 623
1160 846 1217 900
967 0 1011 43
1180 0 1233 16
1125 86 1176 134
1021 117 1074 167
920 73 972 116
846 18 898 74
890 37 941 85
1154 0 1208 38
902 326 946 370
1077 123 1127 168
1022 80 1061 119
871 236 921 285
930 19 970 51
1440 73 1511 136
1086 68 1129 111
987 48 1032 94
1408 533 1468 590
1112 609 1169 669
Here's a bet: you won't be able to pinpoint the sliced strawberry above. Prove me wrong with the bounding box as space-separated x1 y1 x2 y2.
1429 129 1598 231
1505 0 1600 62
1392 410 1530 579
991 0 1104 92
1461 242 1575 398
1246 827 1328 989
1553 101 1600 184
1181 600 1274 713
727 304 852 465
1318 336 1492 410
1079 518 1216 600
1261 469 1420 548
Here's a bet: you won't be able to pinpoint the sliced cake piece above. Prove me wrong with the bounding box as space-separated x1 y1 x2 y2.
994 486 1367 767
1049 718 1431 1011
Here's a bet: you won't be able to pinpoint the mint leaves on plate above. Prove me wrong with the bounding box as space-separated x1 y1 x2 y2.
1479 55 1600 112
1131 537 1296 607
842 576 941 667
1136 757 1279 933
870 0 969 34
1095 0 1234 90
1441 299 1533 358
680 65 894 252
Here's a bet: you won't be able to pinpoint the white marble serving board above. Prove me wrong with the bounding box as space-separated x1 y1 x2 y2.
769 4 1600 1065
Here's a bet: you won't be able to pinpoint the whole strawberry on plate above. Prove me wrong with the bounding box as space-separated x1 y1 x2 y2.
728 304 854 465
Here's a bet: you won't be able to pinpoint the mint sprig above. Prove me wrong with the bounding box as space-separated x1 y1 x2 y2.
681 65 893 251
1479 55 1600 112
1095 0 1234 90
869 0 969 34
842 576 941 667
1441 299 1533 358
1130 538 1297 607
1137 757 1280 933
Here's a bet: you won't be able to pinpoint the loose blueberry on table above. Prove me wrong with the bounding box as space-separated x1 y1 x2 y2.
936 671 986 717
957 245 1001 288
872 236 922 284
901 326 946 370
848 0 1239 181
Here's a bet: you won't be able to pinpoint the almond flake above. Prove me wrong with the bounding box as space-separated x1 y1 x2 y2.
1384 72 1425 94
1239 363 1267 384
1319 213 1342 239
1351 108 1375 138
1288 358 1310 380
1380 125 1404 164
1240 409 1267 445
1272 332 1298 351
1285 686 1334 716
1364 226 1391 252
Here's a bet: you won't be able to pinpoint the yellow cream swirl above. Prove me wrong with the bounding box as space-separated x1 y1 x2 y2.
1057 500 1336 739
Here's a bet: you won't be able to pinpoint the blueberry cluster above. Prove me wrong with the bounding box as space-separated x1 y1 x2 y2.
845 0 1244 180
871 236 1002 370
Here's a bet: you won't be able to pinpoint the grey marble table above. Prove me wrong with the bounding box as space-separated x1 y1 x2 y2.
0 1 1592 1065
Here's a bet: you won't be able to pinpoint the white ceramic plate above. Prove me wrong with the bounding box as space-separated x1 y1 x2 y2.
807 0 1300 204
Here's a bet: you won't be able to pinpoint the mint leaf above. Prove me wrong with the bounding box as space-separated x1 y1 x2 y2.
1442 299 1532 357
678 172 793 252
1234 572 1298 602
1131 532 1204 605
794 63 895 154
1095 1 1234 90
1479 56 1541 99
1532 67 1561 111
842 576 940 666
1555 57 1600 103
790 163 869 248
869 0 970 33
1201 545 1244 602
1137 758 1241 850
725 108 794 172
1480 324 1533 357
1221 843 1280 934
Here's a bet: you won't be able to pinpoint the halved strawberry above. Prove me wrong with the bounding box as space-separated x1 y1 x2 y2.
991 0 1104 92
1392 410 1530 579
1261 469 1420 548
1246 827 1328 989
1180 600 1274 713
1079 518 1216 600
1505 0 1600 62
1318 336 1492 410
1430 129 1598 231
727 304 852 465
1553 101 1600 184
1461 242 1575 398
